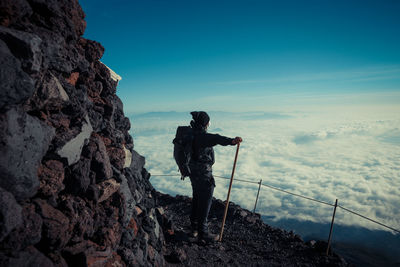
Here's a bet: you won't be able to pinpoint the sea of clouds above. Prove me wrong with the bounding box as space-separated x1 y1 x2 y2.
129 107 400 233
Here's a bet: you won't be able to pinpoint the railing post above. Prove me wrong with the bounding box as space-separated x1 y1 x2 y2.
326 199 338 255
253 179 262 213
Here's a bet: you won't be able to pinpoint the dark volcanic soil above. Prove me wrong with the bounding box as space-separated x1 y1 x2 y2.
156 193 349 267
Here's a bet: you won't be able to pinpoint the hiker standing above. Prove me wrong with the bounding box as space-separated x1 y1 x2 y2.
187 111 242 242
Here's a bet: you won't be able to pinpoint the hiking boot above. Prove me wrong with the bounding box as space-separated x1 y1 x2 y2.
189 222 198 238
198 231 219 243
190 229 198 238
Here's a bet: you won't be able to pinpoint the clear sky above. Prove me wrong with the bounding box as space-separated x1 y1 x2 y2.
79 0 400 114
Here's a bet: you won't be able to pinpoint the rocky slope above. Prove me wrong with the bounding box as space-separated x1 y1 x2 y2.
0 0 163 265
157 193 348 267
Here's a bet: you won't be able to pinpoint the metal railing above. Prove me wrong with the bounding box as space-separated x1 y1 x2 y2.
150 173 400 254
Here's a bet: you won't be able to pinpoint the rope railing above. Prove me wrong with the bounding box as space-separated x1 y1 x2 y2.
151 173 400 235
215 175 334 207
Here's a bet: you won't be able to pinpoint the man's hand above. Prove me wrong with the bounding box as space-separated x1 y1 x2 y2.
232 136 243 145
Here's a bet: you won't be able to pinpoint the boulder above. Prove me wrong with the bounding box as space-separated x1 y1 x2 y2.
31 72 70 110
0 107 55 201
119 173 136 227
34 199 71 250
1 203 42 251
0 187 23 242
0 39 34 109
0 25 42 73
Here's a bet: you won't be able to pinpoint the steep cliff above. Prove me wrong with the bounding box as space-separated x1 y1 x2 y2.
0 0 164 265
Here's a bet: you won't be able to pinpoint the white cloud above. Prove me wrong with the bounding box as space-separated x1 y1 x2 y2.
131 106 400 232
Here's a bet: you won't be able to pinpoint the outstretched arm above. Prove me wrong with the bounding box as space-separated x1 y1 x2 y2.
202 133 243 147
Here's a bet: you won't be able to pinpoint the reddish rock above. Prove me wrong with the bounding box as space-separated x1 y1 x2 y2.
135 206 143 216
58 195 95 243
66 72 79 86
128 218 138 237
38 160 65 198
90 134 113 182
78 38 104 63
59 117 70 129
107 146 125 170
97 179 120 203
34 199 71 250
86 250 125 267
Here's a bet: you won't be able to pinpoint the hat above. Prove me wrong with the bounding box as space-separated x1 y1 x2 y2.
190 111 210 127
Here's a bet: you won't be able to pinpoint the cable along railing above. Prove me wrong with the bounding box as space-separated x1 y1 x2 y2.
150 173 400 254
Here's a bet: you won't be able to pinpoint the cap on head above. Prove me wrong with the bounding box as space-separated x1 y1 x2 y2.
190 111 210 127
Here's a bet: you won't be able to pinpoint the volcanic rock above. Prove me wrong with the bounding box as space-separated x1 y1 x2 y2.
0 187 23 242
0 107 55 201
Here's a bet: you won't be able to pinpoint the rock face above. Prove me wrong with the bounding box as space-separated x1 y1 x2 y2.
0 0 164 266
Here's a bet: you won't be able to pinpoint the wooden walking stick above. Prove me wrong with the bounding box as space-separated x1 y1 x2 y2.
219 143 240 242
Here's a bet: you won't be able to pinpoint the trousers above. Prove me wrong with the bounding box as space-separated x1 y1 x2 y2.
189 172 215 233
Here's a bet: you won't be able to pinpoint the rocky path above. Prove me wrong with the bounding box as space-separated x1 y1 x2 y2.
156 192 349 267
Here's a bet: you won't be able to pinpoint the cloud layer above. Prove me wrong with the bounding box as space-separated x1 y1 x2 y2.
130 107 400 232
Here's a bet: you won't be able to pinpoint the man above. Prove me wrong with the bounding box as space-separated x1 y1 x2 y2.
188 111 242 242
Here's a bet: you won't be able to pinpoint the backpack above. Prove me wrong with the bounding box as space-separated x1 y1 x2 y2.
173 126 194 179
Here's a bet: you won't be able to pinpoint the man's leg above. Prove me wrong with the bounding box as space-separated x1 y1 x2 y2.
189 177 199 236
197 180 215 239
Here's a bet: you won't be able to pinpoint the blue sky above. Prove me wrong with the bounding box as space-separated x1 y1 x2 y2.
80 0 400 113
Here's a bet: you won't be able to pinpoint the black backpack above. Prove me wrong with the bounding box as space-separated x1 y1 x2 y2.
173 126 194 179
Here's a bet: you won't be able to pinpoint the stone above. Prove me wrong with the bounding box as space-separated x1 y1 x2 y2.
123 145 132 168
156 207 164 216
97 179 120 203
0 107 55 201
0 0 33 27
1 203 42 251
37 160 65 197
0 246 54 267
130 150 145 171
86 251 124 267
66 72 79 86
239 210 248 217
58 195 95 243
107 146 125 171
33 72 70 109
28 0 86 39
101 62 121 82
79 38 104 63
91 134 113 181
127 218 139 237
57 115 93 165
0 187 23 242
35 199 71 250
64 158 91 194
135 206 143 216
119 173 136 227
0 25 42 73
0 39 34 109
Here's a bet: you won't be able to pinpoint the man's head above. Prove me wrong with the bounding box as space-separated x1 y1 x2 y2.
190 111 210 130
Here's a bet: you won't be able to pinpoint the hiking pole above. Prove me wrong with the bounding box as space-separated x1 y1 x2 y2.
219 143 240 242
